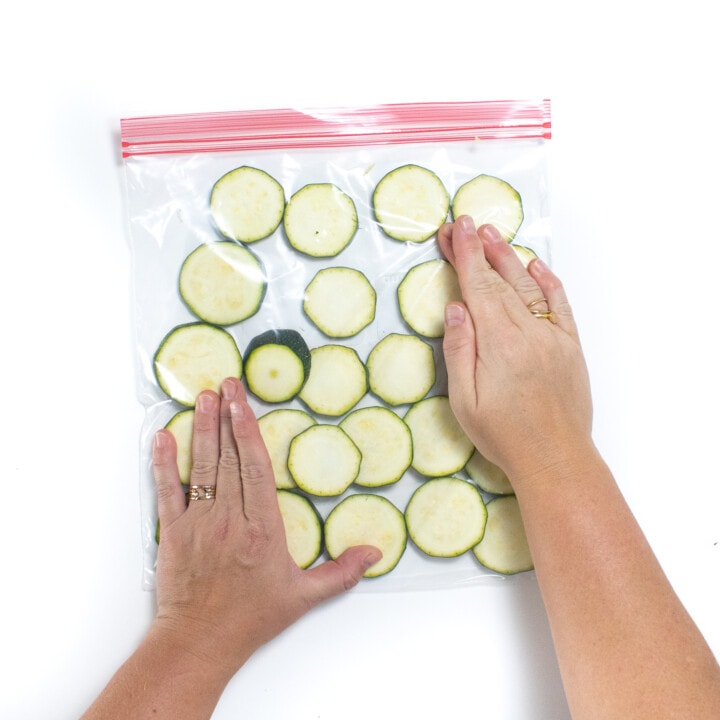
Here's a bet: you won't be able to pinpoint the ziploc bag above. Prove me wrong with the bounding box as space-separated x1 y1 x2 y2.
120 100 552 592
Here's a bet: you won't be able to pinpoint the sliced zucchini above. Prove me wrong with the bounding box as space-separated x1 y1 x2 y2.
244 329 311 403
452 174 524 242
298 344 367 416
210 166 285 243
179 241 266 325
277 489 323 569
397 259 462 338
339 407 413 487
283 183 358 257
257 408 317 489
324 494 407 578
373 164 450 242
404 396 474 477
466 449 513 495
512 244 539 268
303 267 376 338
472 495 533 575
366 333 435 406
288 424 361 496
405 477 487 557
153 322 243 407
164 409 194 484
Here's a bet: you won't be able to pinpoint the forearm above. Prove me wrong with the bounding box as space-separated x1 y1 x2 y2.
80 623 242 720
512 446 720 720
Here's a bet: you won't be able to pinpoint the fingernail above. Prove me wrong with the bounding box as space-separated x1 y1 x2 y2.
363 549 382 569
229 400 245 419
154 430 168 450
221 378 236 400
445 303 466 328
197 392 215 412
479 224 503 244
458 215 476 234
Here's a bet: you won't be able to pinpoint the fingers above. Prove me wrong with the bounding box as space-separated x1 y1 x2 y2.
302 546 382 605
152 429 187 529
228 393 278 521
442 302 479 413
189 390 220 487
478 224 549 314
216 377 244 504
529 257 580 340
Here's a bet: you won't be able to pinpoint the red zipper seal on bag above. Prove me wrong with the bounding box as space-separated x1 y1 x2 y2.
120 99 551 158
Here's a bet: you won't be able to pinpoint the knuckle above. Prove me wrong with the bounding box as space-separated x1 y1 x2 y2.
190 459 217 483
241 462 271 485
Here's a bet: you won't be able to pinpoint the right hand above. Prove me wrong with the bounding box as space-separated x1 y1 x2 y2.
439 216 594 484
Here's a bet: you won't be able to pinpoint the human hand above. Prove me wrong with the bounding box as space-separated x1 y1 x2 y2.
151 377 381 679
439 216 594 485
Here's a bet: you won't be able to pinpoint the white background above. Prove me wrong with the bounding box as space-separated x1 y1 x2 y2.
1 2 718 719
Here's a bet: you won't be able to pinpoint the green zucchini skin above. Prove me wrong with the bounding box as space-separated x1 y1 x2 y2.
243 329 311 403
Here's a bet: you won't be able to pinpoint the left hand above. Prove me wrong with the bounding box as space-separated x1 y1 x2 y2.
151 377 381 678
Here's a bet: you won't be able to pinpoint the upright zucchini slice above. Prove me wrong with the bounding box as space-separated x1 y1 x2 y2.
339 406 413 487
451 174 524 242
298 344 367 416
366 333 435 406
210 166 285 243
405 477 487 557
258 408 317 490
472 495 533 575
325 494 407 578
466 449 513 495
303 267 376 338
153 323 243 407
179 241 266 325
283 183 358 257
244 329 311 403
397 259 462 338
277 489 323 569
404 396 474 477
288 424 361 496
164 409 194 484
373 164 449 242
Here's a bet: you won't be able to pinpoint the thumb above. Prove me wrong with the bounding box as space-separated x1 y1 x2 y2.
443 302 478 409
302 545 382 604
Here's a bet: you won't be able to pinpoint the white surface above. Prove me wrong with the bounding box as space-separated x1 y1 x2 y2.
1 2 718 719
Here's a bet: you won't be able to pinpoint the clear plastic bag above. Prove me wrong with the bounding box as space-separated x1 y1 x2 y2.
120 100 552 592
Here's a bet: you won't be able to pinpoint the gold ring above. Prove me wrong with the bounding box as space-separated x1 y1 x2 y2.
187 485 216 501
531 310 558 324
527 297 548 310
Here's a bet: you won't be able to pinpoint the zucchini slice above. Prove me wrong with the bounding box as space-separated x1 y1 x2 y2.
405 477 487 557
472 495 533 575
244 329 311 403
404 396 474 477
466 449 513 495
373 164 450 243
283 183 358 257
164 409 194 484
298 344 367 416
303 267 376 338
512 244 538 268
366 333 435 406
210 166 285 243
397 259 462 338
451 174 524 242
339 406 413 487
257 408 317 490
179 241 266 325
324 494 407 578
277 489 323 569
288 424 361 496
153 322 243 407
